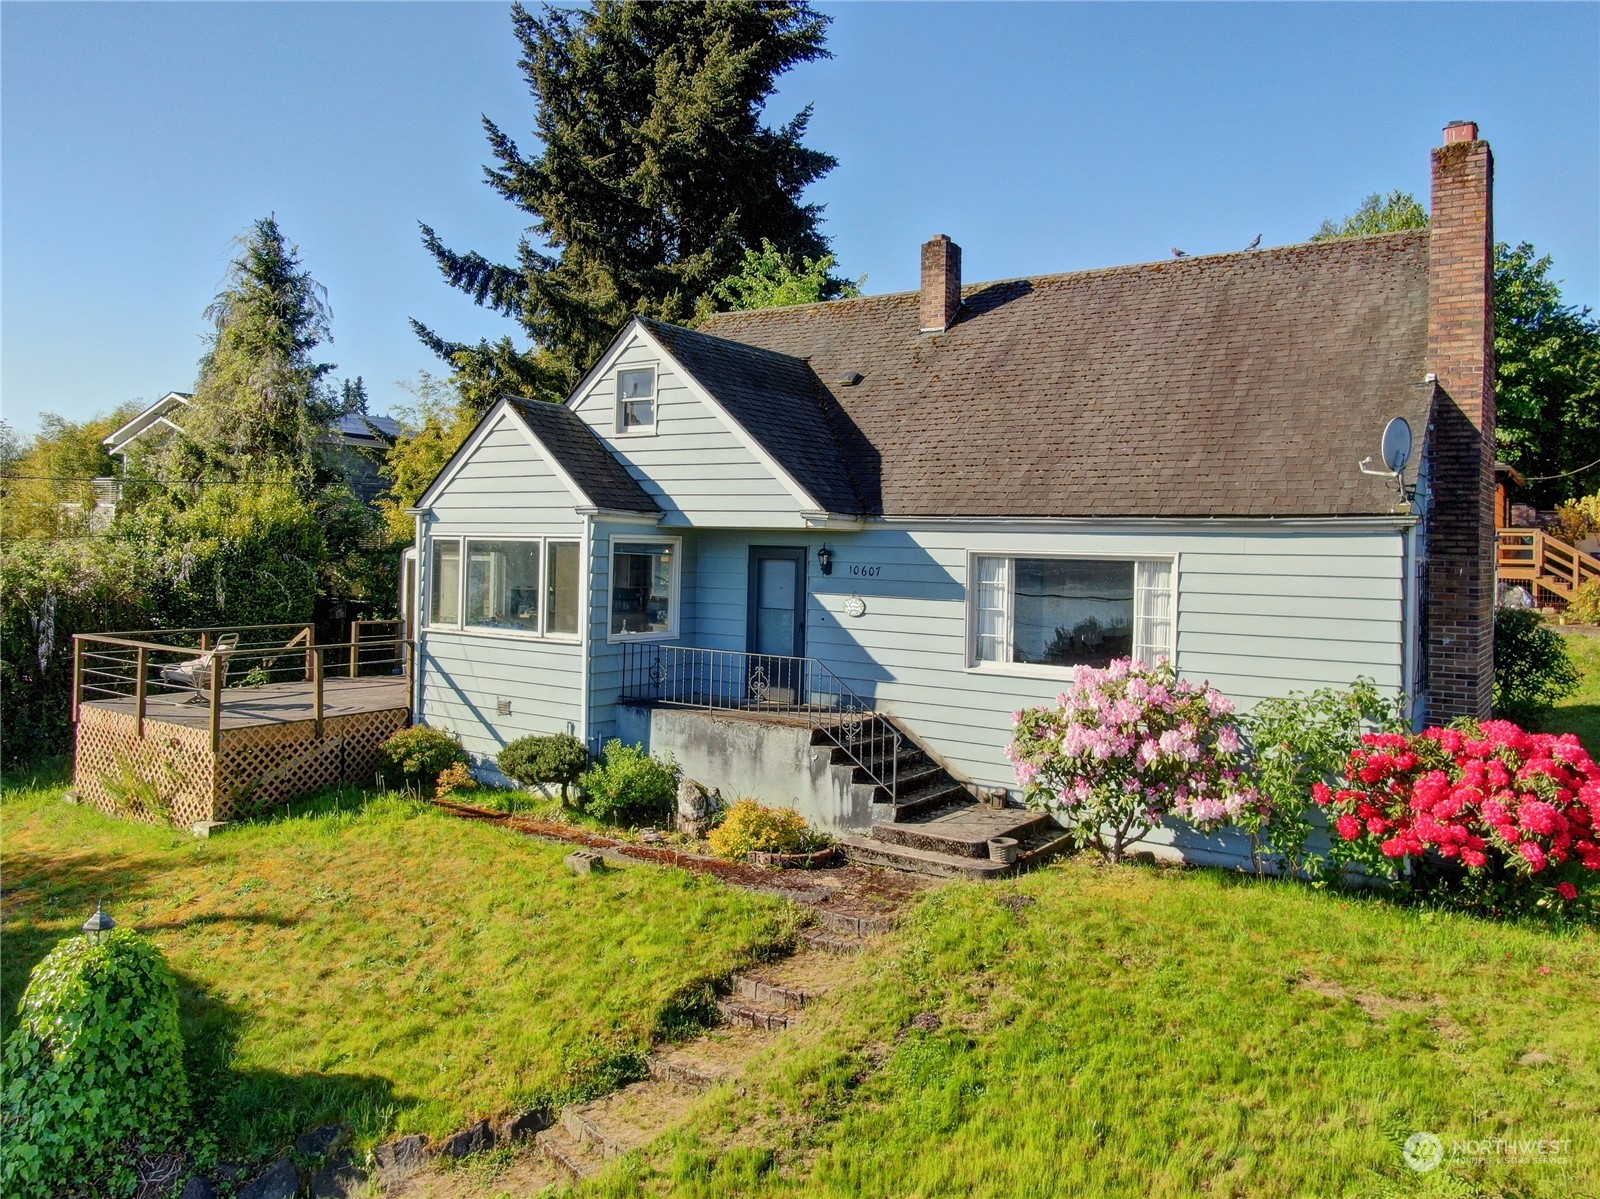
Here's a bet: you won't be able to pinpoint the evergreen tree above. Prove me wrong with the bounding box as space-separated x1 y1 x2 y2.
1313 194 1600 505
170 216 340 497
415 0 841 399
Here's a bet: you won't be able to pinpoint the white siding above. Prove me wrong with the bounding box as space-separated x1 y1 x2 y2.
417 409 587 763
672 524 1407 796
569 333 807 528
585 518 685 745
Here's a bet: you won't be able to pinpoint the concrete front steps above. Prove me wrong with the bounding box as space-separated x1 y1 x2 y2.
842 801 1074 879
538 924 878 1182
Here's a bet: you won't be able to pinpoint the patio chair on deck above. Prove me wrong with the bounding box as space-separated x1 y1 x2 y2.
159 633 239 704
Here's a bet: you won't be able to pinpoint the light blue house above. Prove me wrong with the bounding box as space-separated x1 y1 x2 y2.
410 125 1498 874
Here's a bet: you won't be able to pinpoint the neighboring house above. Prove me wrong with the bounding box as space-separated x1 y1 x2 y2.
411 123 1496 871
100 392 403 506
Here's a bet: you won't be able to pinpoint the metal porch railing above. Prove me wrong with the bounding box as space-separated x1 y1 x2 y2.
619 643 900 802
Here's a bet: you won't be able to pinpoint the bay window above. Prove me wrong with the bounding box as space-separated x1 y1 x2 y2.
970 555 1175 670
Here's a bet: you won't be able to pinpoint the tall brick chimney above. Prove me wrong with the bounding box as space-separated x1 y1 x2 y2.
920 235 962 333
1424 120 1496 723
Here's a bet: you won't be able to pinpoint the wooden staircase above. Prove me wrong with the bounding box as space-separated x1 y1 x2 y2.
1498 528 1600 606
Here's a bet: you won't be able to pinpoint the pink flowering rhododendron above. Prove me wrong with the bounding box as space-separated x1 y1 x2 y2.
1314 719 1600 905
1008 658 1259 862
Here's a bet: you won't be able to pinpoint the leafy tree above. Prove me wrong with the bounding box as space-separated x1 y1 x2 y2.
1493 243 1600 504
0 407 139 540
1313 193 1600 504
415 0 843 397
701 237 862 316
376 372 483 542
1311 190 1429 240
166 216 343 497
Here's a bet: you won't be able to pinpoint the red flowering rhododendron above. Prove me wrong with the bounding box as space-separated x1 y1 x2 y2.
1314 719 1600 902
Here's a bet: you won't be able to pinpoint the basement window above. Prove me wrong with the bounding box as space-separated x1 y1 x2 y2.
970 555 1175 670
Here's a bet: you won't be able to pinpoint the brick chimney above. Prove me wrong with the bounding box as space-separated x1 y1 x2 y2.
1424 120 1495 723
920 235 962 333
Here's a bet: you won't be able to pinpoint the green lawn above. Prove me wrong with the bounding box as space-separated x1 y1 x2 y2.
587 862 1599 1199
1546 629 1600 756
0 775 795 1158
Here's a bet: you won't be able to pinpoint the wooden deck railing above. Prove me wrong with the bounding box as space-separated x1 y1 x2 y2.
1497 528 1600 603
72 623 413 751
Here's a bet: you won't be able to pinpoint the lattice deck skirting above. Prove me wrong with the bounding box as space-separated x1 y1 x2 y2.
73 703 410 826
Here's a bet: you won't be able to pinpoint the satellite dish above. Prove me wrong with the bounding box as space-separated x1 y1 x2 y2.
1380 417 1413 474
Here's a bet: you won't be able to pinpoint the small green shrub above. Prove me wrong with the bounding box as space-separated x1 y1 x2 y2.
497 733 589 803
707 800 829 860
378 724 469 792
577 739 679 826
1566 579 1600 626
1494 607 1580 724
1 928 190 1198
435 760 479 799
1239 677 1407 877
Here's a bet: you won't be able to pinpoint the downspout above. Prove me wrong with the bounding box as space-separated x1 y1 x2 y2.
578 512 594 747
409 508 427 722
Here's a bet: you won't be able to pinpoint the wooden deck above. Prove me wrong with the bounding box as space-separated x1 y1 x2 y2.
74 676 411 826
81 676 410 731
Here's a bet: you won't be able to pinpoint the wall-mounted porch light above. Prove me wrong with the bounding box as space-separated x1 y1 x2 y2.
816 545 834 576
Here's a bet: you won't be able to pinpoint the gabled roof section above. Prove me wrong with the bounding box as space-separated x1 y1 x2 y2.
696 232 1434 519
104 392 192 454
633 318 866 515
505 399 661 515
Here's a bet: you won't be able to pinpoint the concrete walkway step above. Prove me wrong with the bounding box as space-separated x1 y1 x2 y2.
716 995 798 1032
873 803 1050 859
536 1124 600 1180
841 835 1016 879
732 971 811 1010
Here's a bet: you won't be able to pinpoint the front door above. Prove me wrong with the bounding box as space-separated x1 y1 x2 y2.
747 547 806 703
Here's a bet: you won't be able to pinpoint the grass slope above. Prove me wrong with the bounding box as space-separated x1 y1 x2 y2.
0 777 794 1157
1546 629 1600 756
593 862 1599 1199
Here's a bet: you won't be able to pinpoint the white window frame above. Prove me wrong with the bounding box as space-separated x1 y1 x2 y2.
605 534 682 644
614 365 658 436
964 550 1178 677
423 534 583 643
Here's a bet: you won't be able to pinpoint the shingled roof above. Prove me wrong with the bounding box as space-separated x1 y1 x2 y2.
690 231 1432 519
508 399 661 515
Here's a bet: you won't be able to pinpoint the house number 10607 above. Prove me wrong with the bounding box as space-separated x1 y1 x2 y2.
849 564 881 577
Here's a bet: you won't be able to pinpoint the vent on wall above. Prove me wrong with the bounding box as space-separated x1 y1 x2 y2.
497 698 512 716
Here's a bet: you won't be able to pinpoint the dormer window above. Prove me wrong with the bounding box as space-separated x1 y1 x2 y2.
617 367 656 432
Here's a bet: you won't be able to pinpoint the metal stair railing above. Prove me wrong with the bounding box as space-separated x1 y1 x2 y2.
620 643 900 802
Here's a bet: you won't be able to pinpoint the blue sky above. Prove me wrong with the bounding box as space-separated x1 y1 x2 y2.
3 2 1596 439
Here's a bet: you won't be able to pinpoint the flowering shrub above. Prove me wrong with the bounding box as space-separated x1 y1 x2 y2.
1008 659 1259 862
1315 720 1600 917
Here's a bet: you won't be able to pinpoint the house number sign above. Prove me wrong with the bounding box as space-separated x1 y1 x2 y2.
843 595 867 619
848 564 882 577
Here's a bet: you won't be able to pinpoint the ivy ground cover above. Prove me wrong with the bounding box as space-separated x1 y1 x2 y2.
593 860 1599 1199
0 774 794 1158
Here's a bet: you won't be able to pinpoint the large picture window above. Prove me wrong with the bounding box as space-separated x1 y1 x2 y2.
610 540 677 638
971 556 1174 670
466 540 541 632
426 536 581 639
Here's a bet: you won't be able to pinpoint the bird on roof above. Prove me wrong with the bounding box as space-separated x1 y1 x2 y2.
1245 234 1262 250
1171 247 1189 258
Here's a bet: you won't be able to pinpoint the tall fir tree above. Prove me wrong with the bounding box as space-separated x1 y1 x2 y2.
414 0 841 405
169 216 341 497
